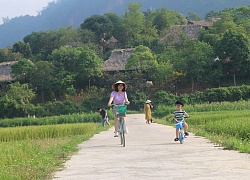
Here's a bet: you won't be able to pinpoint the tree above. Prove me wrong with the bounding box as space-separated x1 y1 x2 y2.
23 30 63 60
126 45 157 71
11 58 34 83
175 40 214 92
0 82 35 118
155 47 178 90
75 47 103 88
0 47 23 63
186 11 202 21
215 29 250 86
29 61 57 102
50 46 103 90
152 7 187 33
120 2 144 47
12 41 32 58
80 15 113 41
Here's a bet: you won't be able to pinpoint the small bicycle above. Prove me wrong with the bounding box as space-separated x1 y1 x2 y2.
112 104 127 147
175 122 185 144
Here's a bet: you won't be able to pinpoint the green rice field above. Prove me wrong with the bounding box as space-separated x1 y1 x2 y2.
0 122 109 179
157 101 250 153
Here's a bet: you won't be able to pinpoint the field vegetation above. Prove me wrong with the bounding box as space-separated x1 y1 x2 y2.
154 101 250 153
1 102 250 179
0 112 112 179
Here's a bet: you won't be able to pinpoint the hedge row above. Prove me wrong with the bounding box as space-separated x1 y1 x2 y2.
0 109 114 127
153 85 250 106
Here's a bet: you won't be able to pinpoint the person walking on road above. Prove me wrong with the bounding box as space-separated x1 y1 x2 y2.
144 100 153 124
97 108 110 127
108 80 130 137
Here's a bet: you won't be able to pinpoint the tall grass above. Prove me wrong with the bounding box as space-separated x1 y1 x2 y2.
0 122 109 179
0 123 96 142
155 101 250 153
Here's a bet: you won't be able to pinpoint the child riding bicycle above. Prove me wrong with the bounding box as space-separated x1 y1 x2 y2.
172 100 190 141
108 80 130 137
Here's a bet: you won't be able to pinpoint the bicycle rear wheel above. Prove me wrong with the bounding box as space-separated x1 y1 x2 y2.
179 130 184 144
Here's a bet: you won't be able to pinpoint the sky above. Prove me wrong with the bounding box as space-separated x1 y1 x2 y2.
0 0 54 24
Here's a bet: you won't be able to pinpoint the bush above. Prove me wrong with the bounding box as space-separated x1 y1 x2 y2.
154 91 176 106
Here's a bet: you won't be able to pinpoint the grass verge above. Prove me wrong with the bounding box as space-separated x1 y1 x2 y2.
0 122 111 179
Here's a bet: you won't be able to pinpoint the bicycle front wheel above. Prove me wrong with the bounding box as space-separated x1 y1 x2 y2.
120 120 126 147
179 130 184 144
120 131 123 145
122 131 125 147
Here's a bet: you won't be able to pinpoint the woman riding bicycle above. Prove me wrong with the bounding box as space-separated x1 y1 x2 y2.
108 80 130 137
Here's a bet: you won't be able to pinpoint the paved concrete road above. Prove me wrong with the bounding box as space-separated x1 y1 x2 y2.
53 114 250 180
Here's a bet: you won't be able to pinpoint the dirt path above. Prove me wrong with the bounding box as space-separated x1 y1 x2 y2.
53 114 250 180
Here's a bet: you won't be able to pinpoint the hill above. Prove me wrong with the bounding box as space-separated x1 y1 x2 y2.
0 0 249 48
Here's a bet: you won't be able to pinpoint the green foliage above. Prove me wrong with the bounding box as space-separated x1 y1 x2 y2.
0 112 100 127
189 110 250 152
80 15 113 40
152 7 187 32
1 3 250 119
121 2 144 47
0 122 107 179
12 41 32 58
154 91 176 106
36 100 82 117
11 58 34 83
129 91 147 111
0 123 97 142
206 87 230 102
126 45 157 70
186 11 202 21
153 104 173 118
0 82 35 118
156 101 250 152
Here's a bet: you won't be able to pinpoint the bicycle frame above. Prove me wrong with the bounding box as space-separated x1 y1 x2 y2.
112 104 127 147
175 122 185 144
118 116 126 147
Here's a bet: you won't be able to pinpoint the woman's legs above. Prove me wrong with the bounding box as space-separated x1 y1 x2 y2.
114 117 118 131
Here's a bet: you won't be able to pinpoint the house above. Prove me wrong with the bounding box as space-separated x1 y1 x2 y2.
103 48 135 71
160 18 221 44
184 18 221 39
0 61 18 82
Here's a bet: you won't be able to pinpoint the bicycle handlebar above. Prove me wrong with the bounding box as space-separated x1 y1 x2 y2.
111 103 129 106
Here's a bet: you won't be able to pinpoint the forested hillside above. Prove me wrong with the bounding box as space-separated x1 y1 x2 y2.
0 0 250 47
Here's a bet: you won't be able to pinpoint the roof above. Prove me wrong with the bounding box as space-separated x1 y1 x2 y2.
103 48 135 71
188 18 221 27
160 18 221 44
0 61 18 82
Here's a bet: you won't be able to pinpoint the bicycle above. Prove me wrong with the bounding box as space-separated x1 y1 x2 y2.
112 104 127 147
175 121 185 144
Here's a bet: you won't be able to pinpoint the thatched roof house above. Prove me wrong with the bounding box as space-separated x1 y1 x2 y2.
160 18 221 44
0 61 18 82
104 36 119 49
103 48 135 71
188 18 221 27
